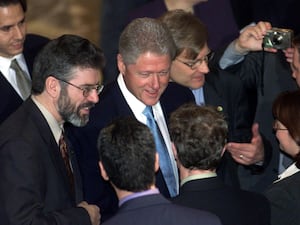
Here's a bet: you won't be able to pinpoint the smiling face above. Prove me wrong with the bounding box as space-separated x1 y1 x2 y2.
118 52 171 106
0 3 26 58
170 44 210 90
57 67 102 127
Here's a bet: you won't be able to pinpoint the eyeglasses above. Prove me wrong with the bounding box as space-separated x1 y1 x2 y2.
176 51 214 70
273 120 288 132
55 77 104 97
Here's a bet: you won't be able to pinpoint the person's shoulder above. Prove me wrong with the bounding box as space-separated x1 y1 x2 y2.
267 171 300 193
164 82 193 95
169 203 222 225
25 33 50 47
95 80 121 105
26 33 50 41
23 34 50 67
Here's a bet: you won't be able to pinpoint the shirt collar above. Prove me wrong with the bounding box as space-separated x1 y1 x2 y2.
180 172 217 186
117 73 162 118
0 54 26 75
31 96 63 144
119 188 160 207
276 162 300 182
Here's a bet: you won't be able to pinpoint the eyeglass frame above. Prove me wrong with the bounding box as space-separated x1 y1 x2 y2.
273 120 288 132
54 77 104 97
176 51 214 70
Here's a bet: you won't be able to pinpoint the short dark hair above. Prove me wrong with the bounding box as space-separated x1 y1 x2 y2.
0 0 27 12
169 103 228 170
32 34 105 94
97 117 156 192
272 90 300 167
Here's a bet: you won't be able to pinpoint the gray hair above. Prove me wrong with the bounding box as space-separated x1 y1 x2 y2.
119 17 176 65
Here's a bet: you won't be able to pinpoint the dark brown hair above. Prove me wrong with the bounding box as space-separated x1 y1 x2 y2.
272 90 300 167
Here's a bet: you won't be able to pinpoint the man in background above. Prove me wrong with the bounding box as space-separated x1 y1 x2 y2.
0 0 49 124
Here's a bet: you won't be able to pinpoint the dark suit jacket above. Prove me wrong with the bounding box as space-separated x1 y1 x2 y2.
173 177 270 225
66 80 195 222
0 34 49 125
103 193 222 225
265 171 300 225
0 98 91 225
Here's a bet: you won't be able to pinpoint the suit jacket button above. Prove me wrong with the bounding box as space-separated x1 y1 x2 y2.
217 106 223 112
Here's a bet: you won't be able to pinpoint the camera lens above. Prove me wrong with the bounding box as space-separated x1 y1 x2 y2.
272 34 283 45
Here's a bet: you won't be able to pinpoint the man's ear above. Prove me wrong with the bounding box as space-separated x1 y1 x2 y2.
117 54 126 75
171 142 178 160
45 76 60 98
99 161 109 181
221 146 226 157
154 153 159 173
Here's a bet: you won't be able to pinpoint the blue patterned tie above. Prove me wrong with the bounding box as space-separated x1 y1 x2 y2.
143 106 177 197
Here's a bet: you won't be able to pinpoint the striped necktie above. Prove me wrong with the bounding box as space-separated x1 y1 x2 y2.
59 131 75 194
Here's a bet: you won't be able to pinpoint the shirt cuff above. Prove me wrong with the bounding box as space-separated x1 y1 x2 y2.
219 41 247 69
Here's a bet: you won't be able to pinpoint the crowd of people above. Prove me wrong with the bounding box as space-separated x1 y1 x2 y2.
0 0 300 225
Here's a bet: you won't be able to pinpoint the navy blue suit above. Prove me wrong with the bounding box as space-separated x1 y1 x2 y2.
0 34 49 125
102 193 222 225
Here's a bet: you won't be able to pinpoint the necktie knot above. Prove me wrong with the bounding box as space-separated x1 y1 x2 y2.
10 59 31 99
143 106 154 119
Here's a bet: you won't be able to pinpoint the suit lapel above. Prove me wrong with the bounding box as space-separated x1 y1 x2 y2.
203 76 223 108
24 99 76 200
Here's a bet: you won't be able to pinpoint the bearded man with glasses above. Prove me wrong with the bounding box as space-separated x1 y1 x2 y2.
0 34 104 225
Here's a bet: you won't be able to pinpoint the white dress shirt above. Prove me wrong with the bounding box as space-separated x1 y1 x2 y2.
117 74 179 194
0 54 30 99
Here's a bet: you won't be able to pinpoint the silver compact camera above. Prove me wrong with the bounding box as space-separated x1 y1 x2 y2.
263 28 293 49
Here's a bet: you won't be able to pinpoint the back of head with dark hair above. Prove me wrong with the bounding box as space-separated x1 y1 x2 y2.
169 103 228 170
0 0 27 12
31 34 105 94
97 117 156 192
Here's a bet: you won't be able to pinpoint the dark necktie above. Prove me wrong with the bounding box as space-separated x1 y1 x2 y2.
59 132 75 194
143 106 177 197
10 59 31 99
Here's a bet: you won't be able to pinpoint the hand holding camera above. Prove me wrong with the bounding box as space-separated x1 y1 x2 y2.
234 21 294 54
263 28 293 49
